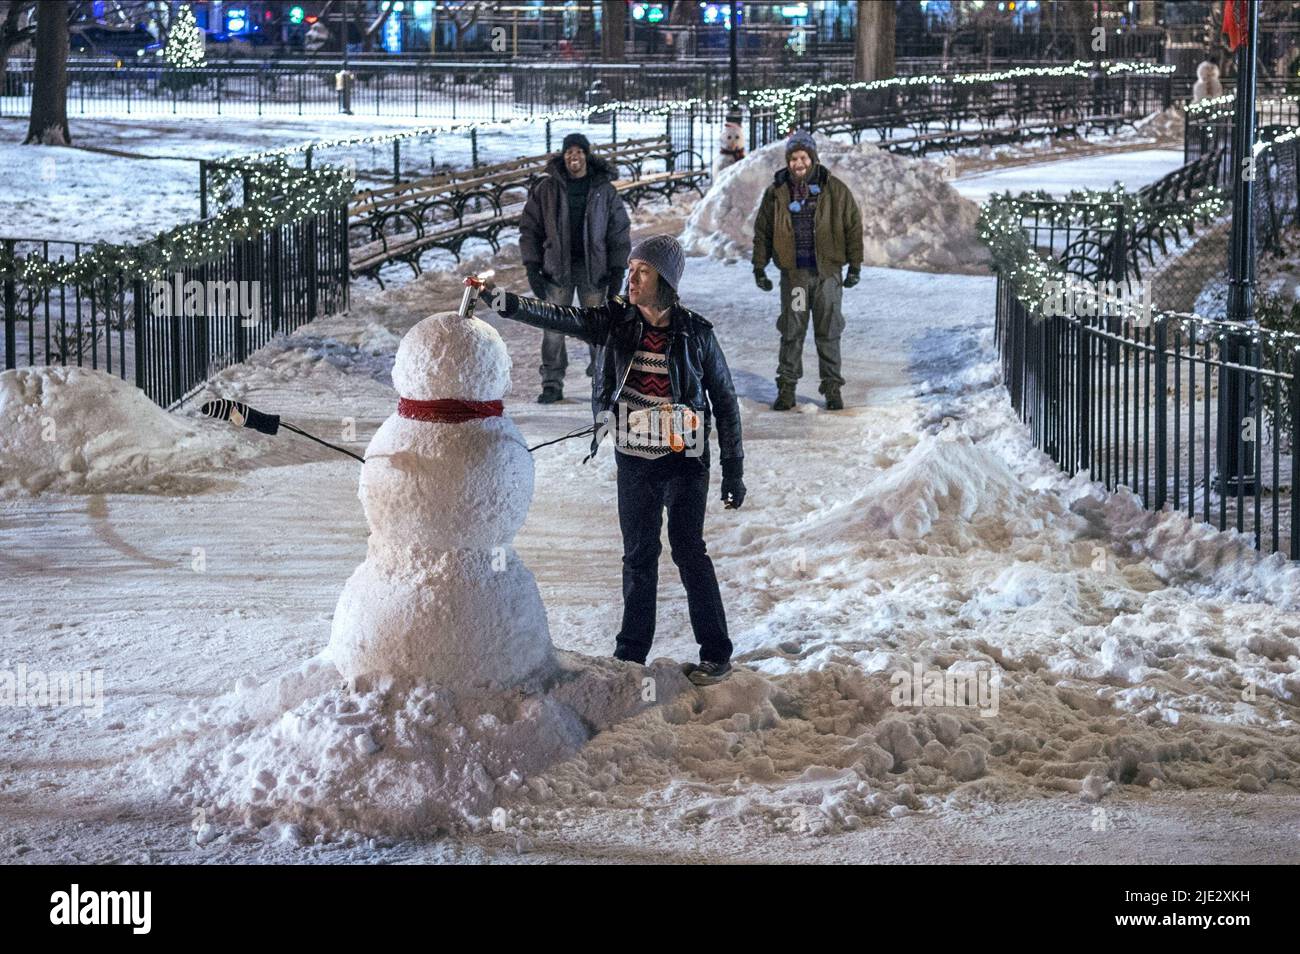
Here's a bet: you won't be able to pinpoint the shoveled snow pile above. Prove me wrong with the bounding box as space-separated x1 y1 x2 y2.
682 133 989 273
145 652 691 837
0 366 250 494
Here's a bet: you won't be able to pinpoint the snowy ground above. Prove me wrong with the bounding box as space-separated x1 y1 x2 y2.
951 148 1187 203
3 211 1300 860
2 116 1299 861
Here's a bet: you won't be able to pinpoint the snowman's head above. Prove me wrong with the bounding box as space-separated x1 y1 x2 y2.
392 311 511 402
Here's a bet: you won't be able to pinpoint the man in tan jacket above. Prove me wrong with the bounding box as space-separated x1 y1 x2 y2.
752 130 863 411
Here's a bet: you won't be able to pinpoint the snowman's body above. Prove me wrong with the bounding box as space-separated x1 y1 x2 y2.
328 310 554 691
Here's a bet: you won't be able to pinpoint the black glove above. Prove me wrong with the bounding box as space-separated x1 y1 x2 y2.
605 269 625 298
720 459 746 510
754 268 773 292
525 265 549 300
843 266 861 289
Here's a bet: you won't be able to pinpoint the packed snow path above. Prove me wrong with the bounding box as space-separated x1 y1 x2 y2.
2 243 1298 861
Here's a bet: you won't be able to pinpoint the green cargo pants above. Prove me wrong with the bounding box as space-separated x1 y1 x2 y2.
777 268 845 393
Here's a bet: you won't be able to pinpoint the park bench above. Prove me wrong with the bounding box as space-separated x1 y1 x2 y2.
348 135 706 281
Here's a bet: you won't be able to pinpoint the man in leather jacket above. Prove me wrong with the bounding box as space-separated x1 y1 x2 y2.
491 235 745 684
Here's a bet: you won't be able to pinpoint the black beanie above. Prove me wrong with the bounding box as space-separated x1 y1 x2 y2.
561 133 591 155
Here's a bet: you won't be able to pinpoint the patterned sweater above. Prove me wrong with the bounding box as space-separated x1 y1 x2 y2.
617 326 674 459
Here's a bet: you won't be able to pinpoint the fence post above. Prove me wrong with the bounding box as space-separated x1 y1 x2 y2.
3 239 15 370
393 139 401 186
199 160 208 219
132 277 146 393
1077 310 1090 473
269 225 283 336
1291 347 1300 559
234 239 248 364
307 215 319 324
470 126 478 166
545 119 552 153
1154 316 1168 509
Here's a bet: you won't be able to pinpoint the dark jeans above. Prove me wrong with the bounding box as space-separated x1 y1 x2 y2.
540 278 605 387
614 451 732 665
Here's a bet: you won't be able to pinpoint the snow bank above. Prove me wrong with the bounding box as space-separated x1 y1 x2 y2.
147 653 692 836
682 133 989 274
0 366 247 494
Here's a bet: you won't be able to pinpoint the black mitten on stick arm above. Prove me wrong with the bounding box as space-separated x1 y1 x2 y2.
200 399 280 436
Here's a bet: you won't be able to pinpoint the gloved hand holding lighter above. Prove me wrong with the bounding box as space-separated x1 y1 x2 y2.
721 459 746 509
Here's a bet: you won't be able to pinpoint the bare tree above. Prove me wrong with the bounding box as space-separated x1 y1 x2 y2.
0 1 35 87
600 0 625 62
444 1 488 52
24 0 69 144
854 0 895 82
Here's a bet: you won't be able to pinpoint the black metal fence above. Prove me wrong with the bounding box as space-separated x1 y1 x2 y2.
0 59 802 121
1 191 349 409
992 194 1300 559
753 66 1174 158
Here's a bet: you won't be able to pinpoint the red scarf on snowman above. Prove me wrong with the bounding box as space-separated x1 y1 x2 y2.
397 397 503 422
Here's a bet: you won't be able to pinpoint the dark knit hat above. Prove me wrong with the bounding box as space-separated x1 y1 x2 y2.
561 132 591 155
785 129 818 164
629 234 686 293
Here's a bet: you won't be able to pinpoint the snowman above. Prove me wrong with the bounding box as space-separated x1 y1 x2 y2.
715 119 746 178
328 296 554 692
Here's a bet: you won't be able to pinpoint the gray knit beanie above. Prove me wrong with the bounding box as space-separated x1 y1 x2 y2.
785 129 818 164
628 234 685 292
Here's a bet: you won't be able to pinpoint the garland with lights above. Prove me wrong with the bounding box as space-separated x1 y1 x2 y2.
0 164 354 289
749 60 1176 133
978 187 1229 329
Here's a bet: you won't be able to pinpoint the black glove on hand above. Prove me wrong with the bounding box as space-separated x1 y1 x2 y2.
721 459 747 510
843 266 861 289
754 268 773 292
525 265 549 300
606 269 625 298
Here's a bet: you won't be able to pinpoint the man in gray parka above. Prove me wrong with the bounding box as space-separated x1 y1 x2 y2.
519 132 632 403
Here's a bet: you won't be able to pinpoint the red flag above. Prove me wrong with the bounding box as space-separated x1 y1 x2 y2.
1223 0 1248 51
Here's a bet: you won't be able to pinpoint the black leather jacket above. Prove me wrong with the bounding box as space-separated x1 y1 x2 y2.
500 292 744 469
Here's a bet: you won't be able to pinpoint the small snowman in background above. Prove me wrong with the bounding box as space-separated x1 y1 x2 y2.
714 117 746 178
328 291 554 692
1192 62 1222 102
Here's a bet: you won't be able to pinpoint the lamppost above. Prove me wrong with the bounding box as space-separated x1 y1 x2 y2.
1218 0 1258 496
718 2 745 171
728 2 739 108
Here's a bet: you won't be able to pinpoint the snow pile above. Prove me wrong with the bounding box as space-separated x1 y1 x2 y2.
502 656 1297 838
799 433 1066 552
0 366 247 494
147 653 691 836
682 133 989 273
